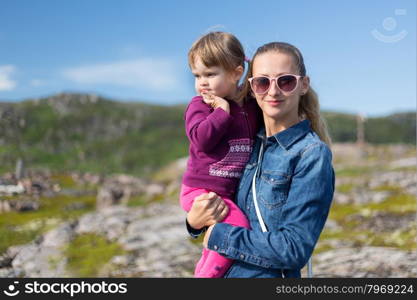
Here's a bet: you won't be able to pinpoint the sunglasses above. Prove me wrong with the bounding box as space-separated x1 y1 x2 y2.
248 74 303 94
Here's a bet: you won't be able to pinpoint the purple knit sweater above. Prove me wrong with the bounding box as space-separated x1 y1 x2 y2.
182 96 261 198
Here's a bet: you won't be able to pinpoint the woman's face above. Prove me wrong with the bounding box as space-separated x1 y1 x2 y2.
251 51 309 127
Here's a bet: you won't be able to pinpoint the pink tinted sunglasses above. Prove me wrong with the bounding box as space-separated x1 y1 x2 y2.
248 74 303 94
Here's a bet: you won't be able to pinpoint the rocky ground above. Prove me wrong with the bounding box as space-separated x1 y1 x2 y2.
0 202 199 278
0 143 416 278
1 201 415 278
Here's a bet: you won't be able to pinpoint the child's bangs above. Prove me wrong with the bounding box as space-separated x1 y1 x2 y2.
189 45 224 69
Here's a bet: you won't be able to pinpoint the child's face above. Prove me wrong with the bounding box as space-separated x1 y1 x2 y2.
191 57 239 99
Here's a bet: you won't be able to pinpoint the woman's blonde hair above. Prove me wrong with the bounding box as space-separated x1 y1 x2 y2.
240 42 332 146
188 31 245 73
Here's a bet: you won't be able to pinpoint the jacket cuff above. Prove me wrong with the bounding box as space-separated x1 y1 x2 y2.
185 218 207 239
207 223 232 254
208 224 274 267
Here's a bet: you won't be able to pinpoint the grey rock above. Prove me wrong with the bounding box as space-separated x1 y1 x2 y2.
145 183 165 197
96 175 148 209
0 268 19 277
0 198 39 213
10 222 76 277
312 247 417 277
42 222 77 248
0 254 12 268
96 185 126 209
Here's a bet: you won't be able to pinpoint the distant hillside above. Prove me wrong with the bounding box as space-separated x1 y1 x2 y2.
323 111 416 144
0 93 415 176
0 93 188 176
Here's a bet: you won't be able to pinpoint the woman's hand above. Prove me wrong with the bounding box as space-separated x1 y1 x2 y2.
186 192 229 230
203 224 215 248
202 93 230 114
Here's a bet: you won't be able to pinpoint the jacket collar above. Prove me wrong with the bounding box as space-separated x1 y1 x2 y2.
257 119 312 150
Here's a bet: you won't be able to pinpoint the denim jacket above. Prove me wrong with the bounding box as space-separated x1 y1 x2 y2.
207 120 335 278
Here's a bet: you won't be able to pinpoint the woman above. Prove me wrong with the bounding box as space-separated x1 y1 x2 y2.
186 41 335 278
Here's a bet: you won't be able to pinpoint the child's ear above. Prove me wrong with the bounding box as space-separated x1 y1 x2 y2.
233 65 244 82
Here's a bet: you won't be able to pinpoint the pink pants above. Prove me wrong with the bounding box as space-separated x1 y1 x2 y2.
180 184 250 278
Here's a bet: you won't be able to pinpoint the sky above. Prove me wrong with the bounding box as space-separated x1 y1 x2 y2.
0 0 415 117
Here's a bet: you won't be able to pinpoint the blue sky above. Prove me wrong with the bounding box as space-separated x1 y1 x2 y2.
0 0 415 116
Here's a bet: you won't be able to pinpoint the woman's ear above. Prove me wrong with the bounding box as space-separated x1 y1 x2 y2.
301 76 310 95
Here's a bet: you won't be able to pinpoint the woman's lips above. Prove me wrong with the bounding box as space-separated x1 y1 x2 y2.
265 99 285 106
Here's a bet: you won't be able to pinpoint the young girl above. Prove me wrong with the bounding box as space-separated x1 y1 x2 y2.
180 31 261 278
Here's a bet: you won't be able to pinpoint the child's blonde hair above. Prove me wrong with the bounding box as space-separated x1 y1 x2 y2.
188 31 245 73
240 42 332 146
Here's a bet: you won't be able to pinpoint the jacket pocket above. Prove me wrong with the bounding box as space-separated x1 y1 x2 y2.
259 170 290 209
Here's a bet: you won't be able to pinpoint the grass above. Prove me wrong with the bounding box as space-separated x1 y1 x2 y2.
370 227 416 250
371 185 402 193
337 183 356 193
0 170 166 256
315 192 417 254
328 193 416 224
335 166 377 177
64 233 125 277
0 194 96 254
50 174 77 189
390 166 417 172
314 229 368 254
127 195 149 207
316 225 416 253
50 173 99 192
188 234 204 246
366 194 416 214
127 193 166 207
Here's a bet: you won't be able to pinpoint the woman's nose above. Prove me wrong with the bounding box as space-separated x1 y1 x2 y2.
267 79 281 96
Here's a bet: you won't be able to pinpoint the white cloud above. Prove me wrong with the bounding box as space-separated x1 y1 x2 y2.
0 65 17 91
62 58 178 90
30 79 46 87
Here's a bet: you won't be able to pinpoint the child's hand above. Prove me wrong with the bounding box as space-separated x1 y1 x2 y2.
202 93 230 114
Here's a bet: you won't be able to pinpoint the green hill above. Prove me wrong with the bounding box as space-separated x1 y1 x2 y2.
323 111 416 144
0 93 188 176
0 93 415 176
